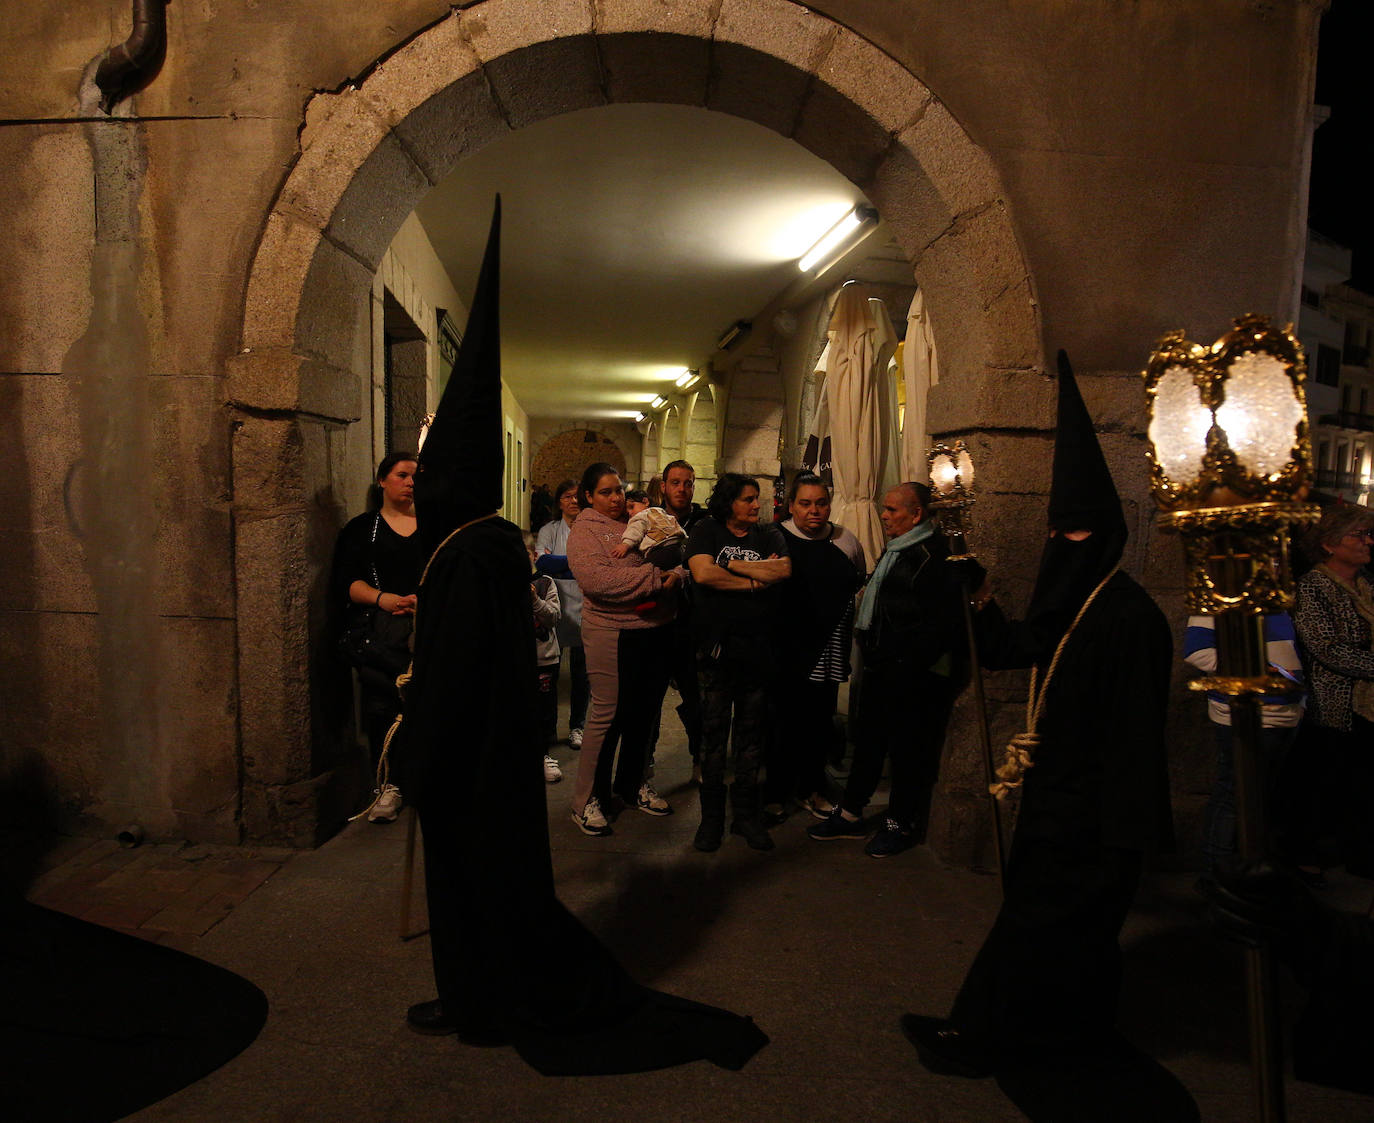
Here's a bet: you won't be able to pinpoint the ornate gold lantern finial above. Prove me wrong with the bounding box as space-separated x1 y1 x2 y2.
1143 313 1319 617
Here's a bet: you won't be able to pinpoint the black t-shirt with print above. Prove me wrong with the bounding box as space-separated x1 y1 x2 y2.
685 518 789 660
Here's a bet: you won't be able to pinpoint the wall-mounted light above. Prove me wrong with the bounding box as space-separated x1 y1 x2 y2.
634 412 646 424
716 321 750 351
798 204 878 273
675 370 700 390
650 395 667 410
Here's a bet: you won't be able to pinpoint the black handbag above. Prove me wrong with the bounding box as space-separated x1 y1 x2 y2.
337 513 413 679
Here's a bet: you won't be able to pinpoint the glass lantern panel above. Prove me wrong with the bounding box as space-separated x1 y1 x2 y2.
1148 365 1209 486
956 448 974 489
930 455 958 494
1215 352 1304 479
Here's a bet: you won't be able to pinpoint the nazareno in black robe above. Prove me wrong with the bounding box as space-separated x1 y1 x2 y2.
396 514 768 1075
949 569 1174 1056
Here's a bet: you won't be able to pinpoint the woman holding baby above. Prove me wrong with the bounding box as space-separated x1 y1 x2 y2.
565 462 686 836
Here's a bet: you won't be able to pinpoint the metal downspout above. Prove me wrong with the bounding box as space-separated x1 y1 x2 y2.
95 0 169 115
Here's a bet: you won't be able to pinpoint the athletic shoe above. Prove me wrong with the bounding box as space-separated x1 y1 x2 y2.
368 783 402 823
730 818 775 851
801 794 836 820
568 727 584 750
543 755 563 783
806 808 867 841
636 783 672 816
571 797 612 836
866 817 915 858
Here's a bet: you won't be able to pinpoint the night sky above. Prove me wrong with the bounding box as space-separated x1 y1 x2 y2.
1310 0 1373 289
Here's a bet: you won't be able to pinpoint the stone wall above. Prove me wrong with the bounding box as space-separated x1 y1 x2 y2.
0 0 1322 853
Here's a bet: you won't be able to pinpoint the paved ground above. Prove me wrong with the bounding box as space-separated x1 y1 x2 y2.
16 695 1374 1122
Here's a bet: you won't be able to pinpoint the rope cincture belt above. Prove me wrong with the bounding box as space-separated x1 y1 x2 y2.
349 512 500 822
989 564 1119 802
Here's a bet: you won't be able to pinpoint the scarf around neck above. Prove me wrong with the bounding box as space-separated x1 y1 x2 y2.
856 520 933 632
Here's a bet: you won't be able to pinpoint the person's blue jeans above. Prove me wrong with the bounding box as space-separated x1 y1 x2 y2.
1201 722 1296 874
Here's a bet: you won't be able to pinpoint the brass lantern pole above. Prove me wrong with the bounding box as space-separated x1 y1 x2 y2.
928 440 1005 890
1143 314 1319 1123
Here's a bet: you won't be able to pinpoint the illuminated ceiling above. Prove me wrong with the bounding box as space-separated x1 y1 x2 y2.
414 102 896 420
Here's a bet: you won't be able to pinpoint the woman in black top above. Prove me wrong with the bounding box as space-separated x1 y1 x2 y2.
332 451 424 821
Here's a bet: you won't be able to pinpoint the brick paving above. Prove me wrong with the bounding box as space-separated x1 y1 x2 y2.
23 837 293 944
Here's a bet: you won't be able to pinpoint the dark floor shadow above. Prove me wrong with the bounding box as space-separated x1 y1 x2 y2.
0 893 267 1122
0 753 67 897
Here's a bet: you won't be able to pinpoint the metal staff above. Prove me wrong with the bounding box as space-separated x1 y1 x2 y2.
928 441 1005 890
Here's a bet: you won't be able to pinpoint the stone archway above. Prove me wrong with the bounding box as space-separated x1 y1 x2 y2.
229 0 1041 843
684 385 719 495
661 405 683 467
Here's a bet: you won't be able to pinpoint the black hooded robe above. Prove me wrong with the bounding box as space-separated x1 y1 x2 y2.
399 514 767 1074
949 570 1174 1056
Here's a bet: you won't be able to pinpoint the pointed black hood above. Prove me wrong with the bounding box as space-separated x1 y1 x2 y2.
1047 350 1126 537
414 197 504 557
1021 351 1127 658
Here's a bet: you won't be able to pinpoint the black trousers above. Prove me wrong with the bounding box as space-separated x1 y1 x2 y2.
842 665 955 834
648 613 703 762
766 679 839 805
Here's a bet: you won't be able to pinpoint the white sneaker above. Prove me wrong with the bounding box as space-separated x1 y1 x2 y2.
571 796 612 836
636 783 672 816
543 755 563 783
568 728 584 750
368 783 402 823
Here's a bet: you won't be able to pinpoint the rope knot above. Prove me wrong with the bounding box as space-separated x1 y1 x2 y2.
989 731 1039 801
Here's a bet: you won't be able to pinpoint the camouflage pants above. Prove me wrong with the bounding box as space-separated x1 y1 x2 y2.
697 656 769 817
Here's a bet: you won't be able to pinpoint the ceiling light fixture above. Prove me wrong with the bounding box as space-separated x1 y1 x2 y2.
717 321 750 351
675 370 700 390
650 395 667 410
635 412 646 424
798 204 878 272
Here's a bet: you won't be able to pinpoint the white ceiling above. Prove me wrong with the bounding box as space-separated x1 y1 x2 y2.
413 103 881 420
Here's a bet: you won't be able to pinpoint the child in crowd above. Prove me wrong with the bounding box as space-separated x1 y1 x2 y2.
525 532 564 784
612 489 686 569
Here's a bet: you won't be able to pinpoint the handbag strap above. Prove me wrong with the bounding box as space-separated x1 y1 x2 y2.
369 511 383 591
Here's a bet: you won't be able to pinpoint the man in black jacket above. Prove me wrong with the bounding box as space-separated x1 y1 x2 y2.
807 481 965 858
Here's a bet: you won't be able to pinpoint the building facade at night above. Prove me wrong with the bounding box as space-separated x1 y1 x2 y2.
0 1 1328 855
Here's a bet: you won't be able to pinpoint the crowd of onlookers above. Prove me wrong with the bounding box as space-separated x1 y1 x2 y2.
331 446 1374 880
526 457 969 858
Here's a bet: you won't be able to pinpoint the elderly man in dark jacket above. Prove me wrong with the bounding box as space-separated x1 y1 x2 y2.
807 481 966 858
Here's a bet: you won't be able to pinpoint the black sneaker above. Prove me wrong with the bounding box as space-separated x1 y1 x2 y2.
865 818 915 858
731 818 775 851
806 808 867 841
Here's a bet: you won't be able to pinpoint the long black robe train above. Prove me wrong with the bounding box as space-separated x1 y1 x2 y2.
398 515 767 1074
949 570 1174 1056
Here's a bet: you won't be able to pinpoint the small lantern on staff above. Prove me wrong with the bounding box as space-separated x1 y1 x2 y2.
927 440 977 559
926 438 1004 884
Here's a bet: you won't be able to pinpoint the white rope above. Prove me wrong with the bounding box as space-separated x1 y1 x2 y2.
989 564 1119 801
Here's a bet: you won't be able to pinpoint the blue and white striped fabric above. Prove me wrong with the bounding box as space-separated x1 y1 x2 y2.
1183 613 1305 727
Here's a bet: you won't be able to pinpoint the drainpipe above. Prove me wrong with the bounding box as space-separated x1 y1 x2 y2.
95 0 168 114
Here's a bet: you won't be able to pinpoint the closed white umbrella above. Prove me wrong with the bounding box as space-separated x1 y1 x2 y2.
901 288 940 482
824 283 886 570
